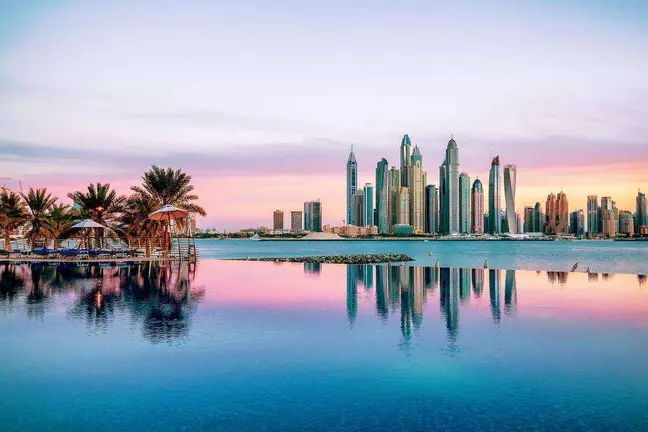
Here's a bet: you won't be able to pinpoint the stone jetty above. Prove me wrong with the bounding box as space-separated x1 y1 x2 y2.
234 253 414 264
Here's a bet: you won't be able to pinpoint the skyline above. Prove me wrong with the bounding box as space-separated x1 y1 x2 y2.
2 1 648 229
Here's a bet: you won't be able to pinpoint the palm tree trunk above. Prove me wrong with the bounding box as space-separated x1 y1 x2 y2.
4 228 11 252
145 238 151 258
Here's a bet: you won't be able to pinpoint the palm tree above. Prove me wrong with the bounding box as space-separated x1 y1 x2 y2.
67 182 127 225
121 193 164 257
0 190 28 251
131 166 206 216
21 188 58 249
45 203 76 249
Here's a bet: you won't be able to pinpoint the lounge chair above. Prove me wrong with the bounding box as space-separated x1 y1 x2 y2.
31 248 54 257
59 249 90 259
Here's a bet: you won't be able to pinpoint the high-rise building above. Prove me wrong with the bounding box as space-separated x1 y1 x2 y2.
388 166 400 233
273 210 284 230
290 211 303 231
636 191 647 233
570 210 585 236
304 200 322 232
503 164 517 234
620 210 635 236
363 183 374 227
425 185 438 234
400 134 412 188
440 137 460 234
471 179 484 234
533 202 543 233
488 156 502 234
438 161 448 234
545 192 569 234
398 187 410 226
587 195 599 234
346 146 357 224
516 212 523 234
353 188 364 227
601 208 616 237
523 206 534 233
409 145 426 233
459 172 471 234
374 159 389 233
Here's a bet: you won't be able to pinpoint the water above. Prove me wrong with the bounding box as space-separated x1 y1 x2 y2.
197 238 648 274
1 260 648 430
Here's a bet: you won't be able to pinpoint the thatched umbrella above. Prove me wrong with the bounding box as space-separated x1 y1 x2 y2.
148 205 188 254
69 219 108 249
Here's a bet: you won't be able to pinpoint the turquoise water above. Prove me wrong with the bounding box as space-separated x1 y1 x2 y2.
1 260 648 430
197 239 648 274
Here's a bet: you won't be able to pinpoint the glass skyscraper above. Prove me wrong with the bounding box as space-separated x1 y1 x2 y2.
363 183 374 227
400 134 412 188
459 172 471 234
375 159 389 233
425 184 438 234
346 146 357 225
488 156 502 234
440 138 460 234
587 195 599 234
471 179 484 234
504 164 517 234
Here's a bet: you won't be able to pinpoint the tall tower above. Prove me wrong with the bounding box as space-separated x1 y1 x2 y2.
503 164 517 234
425 185 438 234
438 161 448 234
346 146 357 225
388 166 400 233
533 202 543 233
363 183 374 227
459 172 471 234
375 159 389 233
400 134 412 188
409 145 426 232
636 191 647 233
587 195 599 234
471 179 484 234
445 137 460 234
398 187 410 225
488 156 502 234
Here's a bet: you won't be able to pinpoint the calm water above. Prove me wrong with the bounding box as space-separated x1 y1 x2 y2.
1 260 648 430
197 239 648 274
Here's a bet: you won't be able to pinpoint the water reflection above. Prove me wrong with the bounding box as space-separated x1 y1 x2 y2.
0 262 204 344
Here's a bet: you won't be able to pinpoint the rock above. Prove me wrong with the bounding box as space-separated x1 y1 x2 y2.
231 253 414 264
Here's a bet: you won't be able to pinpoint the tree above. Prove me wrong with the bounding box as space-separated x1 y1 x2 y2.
0 190 28 251
120 193 164 256
45 203 76 249
67 183 127 225
131 166 206 216
21 187 58 249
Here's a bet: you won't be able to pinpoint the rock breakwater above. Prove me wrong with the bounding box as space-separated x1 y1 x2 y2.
234 253 414 264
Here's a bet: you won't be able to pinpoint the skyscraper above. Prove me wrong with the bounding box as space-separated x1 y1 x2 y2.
442 137 460 234
545 192 569 234
346 146 357 225
375 159 389 233
353 188 364 226
388 166 400 233
503 164 517 234
587 195 599 235
636 191 647 232
409 145 426 233
273 210 284 230
570 209 585 236
425 185 438 234
400 134 412 187
438 161 448 234
304 200 322 232
363 183 374 226
471 179 484 234
459 172 471 234
533 202 543 233
523 206 534 233
290 211 303 232
398 187 409 225
488 156 502 234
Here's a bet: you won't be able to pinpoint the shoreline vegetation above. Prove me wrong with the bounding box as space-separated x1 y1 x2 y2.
229 253 414 264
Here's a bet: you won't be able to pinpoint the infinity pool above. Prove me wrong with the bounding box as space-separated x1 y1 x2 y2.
1 260 647 430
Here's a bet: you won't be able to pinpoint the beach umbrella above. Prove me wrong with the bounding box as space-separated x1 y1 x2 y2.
148 205 189 252
68 219 109 249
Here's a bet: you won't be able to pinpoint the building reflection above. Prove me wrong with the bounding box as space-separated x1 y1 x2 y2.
504 270 517 316
489 269 501 325
303 262 321 275
472 268 484 298
639 275 646 286
440 267 460 344
0 262 203 344
375 266 388 322
346 265 358 326
588 272 599 282
547 271 569 284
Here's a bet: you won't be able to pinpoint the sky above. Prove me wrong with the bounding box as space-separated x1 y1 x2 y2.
1 0 647 229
